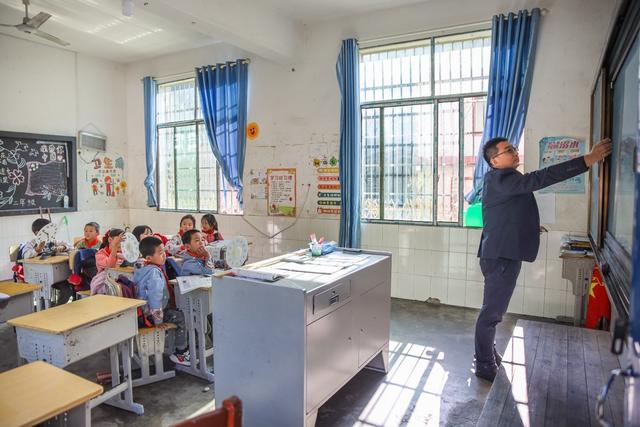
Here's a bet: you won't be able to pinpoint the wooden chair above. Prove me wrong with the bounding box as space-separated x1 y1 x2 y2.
173 396 242 427
132 323 177 387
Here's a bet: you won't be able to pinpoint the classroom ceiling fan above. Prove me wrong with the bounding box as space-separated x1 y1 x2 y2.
0 0 70 46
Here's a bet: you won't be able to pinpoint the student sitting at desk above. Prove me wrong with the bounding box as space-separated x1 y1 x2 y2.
180 229 227 276
135 236 190 366
74 222 102 250
166 215 196 256
132 225 153 242
95 229 125 272
22 218 72 259
201 213 223 243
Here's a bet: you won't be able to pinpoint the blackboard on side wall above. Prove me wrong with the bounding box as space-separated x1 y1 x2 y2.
0 131 77 216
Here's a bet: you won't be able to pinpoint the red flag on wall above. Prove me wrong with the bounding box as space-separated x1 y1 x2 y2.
584 265 611 329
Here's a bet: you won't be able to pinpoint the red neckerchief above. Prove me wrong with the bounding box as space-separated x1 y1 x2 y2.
84 237 99 248
178 229 185 236
203 230 223 242
187 250 208 261
145 261 176 307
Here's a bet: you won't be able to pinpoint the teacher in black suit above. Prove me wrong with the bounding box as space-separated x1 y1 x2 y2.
474 136 612 381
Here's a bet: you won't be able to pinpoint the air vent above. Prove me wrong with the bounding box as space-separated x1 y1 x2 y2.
78 131 106 152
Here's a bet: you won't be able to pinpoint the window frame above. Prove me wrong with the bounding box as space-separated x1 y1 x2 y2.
360 29 491 227
155 77 224 214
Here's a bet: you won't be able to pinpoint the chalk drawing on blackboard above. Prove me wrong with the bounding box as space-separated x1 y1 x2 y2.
0 139 28 168
26 160 68 201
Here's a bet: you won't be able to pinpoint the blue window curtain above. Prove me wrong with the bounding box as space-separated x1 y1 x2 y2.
336 39 361 248
196 60 248 205
466 8 541 203
143 76 158 207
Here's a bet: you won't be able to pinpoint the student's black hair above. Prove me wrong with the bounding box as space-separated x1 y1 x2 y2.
180 214 196 228
32 218 51 234
483 137 509 166
201 213 218 231
132 225 153 242
85 222 100 234
182 229 201 245
139 236 163 258
100 228 125 249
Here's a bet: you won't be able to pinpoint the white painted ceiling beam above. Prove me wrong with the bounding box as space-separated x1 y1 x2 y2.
135 0 300 63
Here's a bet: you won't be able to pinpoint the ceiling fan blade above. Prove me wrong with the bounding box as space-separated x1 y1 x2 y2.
31 28 70 46
0 23 18 27
25 12 51 29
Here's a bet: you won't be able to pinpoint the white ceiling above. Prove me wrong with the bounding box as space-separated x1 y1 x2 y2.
0 0 219 62
0 0 431 63
261 0 429 22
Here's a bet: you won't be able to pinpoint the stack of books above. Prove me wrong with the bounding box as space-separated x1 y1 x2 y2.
560 234 593 257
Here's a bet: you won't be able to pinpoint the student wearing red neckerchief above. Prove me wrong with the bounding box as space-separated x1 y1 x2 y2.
134 236 190 366
165 214 196 256
75 222 102 250
180 229 228 276
201 213 223 243
95 228 125 272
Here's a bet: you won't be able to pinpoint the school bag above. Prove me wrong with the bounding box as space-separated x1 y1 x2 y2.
68 249 97 291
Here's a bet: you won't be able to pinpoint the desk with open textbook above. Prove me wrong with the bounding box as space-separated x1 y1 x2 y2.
213 249 392 427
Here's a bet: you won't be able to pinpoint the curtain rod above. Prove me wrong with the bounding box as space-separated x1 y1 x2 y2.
359 8 548 48
145 59 251 83
196 59 251 71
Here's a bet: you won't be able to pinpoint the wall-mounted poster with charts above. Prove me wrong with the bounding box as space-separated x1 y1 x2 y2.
312 154 341 216
267 168 296 216
539 136 585 194
0 131 77 216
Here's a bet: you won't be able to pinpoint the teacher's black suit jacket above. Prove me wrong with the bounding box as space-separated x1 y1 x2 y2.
478 157 588 262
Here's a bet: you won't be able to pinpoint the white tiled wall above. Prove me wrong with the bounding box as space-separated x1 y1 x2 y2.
363 223 580 319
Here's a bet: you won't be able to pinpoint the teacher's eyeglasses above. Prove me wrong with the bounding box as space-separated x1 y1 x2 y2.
492 145 518 159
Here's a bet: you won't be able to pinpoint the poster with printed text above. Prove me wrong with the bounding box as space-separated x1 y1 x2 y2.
312 154 341 216
539 136 585 193
267 168 296 216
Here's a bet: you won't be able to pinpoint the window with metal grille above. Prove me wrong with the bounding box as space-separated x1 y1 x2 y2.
156 78 242 214
360 30 496 225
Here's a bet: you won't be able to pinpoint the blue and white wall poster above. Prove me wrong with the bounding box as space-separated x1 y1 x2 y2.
539 136 585 193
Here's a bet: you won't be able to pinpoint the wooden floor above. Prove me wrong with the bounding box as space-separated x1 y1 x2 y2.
477 319 624 427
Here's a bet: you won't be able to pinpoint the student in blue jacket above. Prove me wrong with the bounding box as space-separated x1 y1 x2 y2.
474 136 611 382
180 229 227 276
134 236 190 366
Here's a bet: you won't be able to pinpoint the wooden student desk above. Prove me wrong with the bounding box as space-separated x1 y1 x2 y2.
0 282 41 323
106 265 135 281
8 295 146 415
22 254 71 310
0 361 103 427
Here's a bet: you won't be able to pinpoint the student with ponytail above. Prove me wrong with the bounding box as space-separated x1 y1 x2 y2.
95 228 125 272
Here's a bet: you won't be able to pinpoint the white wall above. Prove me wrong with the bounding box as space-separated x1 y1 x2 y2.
125 0 615 319
0 35 129 279
0 0 616 319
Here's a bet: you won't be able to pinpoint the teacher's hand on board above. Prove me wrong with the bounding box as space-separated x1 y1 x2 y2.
584 138 612 167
